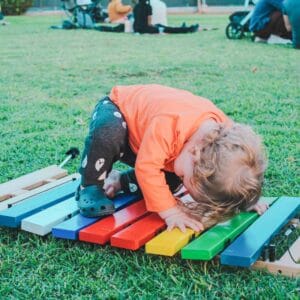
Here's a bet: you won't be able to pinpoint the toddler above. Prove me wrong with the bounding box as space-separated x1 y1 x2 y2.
77 84 267 232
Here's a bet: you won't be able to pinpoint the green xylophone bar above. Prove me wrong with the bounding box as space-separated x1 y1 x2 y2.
181 197 277 260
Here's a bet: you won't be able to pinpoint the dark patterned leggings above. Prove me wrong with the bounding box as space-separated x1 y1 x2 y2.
79 96 182 195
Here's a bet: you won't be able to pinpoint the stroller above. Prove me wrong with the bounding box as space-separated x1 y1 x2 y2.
225 0 258 39
60 0 108 29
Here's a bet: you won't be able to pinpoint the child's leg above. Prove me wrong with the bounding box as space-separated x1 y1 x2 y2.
80 97 127 186
78 96 128 217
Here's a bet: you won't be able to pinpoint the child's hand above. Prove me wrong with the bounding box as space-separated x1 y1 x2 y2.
103 170 121 198
248 202 269 215
158 206 204 233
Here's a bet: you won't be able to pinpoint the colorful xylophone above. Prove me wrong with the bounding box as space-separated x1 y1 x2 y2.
0 166 299 278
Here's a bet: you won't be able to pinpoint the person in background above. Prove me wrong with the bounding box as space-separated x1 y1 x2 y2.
108 0 132 23
282 0 300 49
133 0 198 34
250 0 292 44
0 2 7 25
150 0 167 26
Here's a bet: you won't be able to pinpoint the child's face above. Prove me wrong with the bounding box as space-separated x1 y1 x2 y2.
174 147 197 198
181 169 198 201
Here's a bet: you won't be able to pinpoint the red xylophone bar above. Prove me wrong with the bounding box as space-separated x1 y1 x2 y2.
111 213 165 250
79 200 148 244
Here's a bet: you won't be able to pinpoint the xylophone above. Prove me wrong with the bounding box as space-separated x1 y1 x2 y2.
0 166 299 278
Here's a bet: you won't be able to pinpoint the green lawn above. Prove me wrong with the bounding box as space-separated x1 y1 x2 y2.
0 14 299 299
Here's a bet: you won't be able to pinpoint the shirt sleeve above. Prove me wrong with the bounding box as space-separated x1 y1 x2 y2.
135 116 178 212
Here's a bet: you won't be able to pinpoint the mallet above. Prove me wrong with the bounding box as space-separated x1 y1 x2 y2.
59 147 80 168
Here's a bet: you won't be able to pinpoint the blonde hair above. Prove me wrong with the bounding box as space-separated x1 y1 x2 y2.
180 123 267 228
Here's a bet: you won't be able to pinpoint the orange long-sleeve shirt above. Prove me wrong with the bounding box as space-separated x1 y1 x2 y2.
110 84 229 212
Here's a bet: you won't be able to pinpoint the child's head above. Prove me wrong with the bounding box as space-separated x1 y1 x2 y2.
180 123 267 228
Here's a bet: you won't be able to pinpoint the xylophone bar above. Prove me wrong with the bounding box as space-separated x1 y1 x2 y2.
145 194 199 256
79 200 148 245
146 228 196 256
52 193 140 240
0 179 80 228
220 196 300 267
0 174 80 212
181 197 277 260
111 213 165 250
0 165 67 201
21 197 78 236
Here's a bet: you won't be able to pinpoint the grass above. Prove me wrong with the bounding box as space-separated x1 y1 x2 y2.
0 13 299 299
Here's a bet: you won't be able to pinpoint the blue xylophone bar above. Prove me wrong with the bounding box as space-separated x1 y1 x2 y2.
0 179 80 228
220 196 300 267
52 193 141 240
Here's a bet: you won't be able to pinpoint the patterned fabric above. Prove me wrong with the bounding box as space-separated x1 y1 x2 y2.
79 97 129 187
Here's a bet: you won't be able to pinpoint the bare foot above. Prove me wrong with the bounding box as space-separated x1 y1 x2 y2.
103 170 121 198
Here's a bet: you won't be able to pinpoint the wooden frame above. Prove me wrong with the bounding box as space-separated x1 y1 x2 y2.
252 237 300 278
0 165 67 202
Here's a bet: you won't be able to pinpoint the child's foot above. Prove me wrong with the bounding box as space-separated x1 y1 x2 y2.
103 170 122 198
76 185 115 217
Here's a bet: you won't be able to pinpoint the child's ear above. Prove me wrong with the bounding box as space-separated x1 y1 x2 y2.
189 145 200 163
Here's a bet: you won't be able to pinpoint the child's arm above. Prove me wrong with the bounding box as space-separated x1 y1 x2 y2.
135 116 181 212
135 116 204 232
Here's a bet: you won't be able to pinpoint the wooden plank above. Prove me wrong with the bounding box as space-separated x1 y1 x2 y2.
0 174 80 211
220 197 300 267
21 197 79 236
181 197 277 260
9 189 28 196
252 238 300 277
79 200 148 245
111 213 165 250
52 193 141 240
146 228 196 256
0 165 67 201
0 179 80 228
